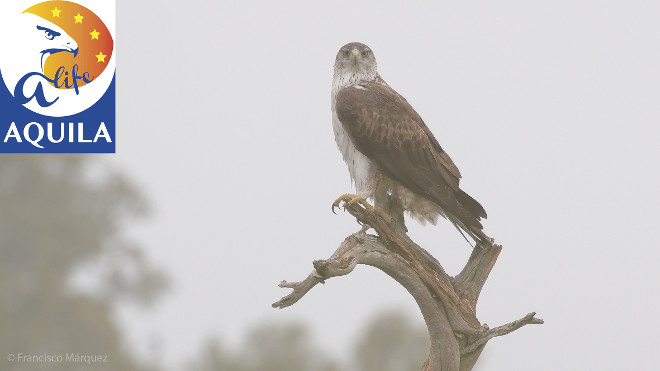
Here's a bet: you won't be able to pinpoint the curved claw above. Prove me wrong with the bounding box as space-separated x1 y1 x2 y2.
331 193 359 215
331 198 345 215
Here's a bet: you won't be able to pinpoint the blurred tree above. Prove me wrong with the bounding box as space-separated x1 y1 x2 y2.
187 337 247 371
189 322 340 371
188 311 431 371
242 322 340 371
0 155 167 371
353 310 430 371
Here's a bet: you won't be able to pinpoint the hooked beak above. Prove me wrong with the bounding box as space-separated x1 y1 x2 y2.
65 39 79 57
351 49 360 64
39 44 79 72
41 41 79 58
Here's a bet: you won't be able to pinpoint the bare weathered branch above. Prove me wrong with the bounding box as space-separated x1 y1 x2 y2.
272 274 324 309
461 312 544 356
274 200 541 370
272 233 363 309
452 243 502 313
342 201 483 333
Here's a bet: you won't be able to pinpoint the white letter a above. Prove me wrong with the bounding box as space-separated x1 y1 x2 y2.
4 122 22 143
93 122 112 143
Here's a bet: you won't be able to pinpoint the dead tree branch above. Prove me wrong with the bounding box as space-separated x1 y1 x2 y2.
273 200 542 370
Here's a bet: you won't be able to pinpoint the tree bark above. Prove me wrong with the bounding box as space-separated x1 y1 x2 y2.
273 200 542 370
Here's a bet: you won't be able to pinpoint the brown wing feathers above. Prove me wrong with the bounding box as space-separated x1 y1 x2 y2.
335 81 487 226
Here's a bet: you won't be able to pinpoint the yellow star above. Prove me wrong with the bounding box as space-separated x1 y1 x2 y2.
51 7 61 17
96 52 107 63
90 29 100 40
74 12 84 24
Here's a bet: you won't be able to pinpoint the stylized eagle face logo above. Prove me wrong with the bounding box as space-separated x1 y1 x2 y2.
0 0 115 117
34 21 79 72
8 13 80 79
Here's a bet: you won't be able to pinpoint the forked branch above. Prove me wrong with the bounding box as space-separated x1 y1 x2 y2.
273 200 542 370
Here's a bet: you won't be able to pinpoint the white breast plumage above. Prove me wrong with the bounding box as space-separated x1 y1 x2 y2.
331 55 383 198
331 107 375 197
329 42 492 245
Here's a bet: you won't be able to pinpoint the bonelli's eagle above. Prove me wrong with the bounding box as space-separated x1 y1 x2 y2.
331 42 493 246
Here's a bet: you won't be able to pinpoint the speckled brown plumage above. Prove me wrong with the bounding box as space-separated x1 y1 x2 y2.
331 42 491 245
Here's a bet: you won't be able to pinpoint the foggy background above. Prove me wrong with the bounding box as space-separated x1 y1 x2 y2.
4 0 660 370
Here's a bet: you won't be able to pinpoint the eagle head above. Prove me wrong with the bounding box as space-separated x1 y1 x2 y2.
15 13 79 72
333 42 378 83
36 22 79 72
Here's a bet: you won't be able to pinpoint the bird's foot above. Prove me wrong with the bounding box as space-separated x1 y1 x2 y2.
332 194 373 214
331 194 392 222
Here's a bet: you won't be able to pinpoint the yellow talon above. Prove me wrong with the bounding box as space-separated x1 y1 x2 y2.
332 194 371 213
331 194 392 223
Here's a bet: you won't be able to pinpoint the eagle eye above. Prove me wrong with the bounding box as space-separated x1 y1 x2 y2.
36 25 61 41
342 50 350 57
361 51 370 57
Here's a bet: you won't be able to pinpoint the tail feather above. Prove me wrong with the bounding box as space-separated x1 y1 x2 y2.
451 218 493 247
454 189 493 246
456 189 487 219
424 186 492 246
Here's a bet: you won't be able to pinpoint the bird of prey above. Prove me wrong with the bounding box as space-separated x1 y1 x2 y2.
1 13 79 98
24 13 78 73
331 42 493 246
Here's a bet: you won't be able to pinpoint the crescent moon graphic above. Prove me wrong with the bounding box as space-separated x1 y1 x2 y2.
24 0 114 90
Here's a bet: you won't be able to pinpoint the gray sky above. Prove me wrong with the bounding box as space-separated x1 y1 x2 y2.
112 0 660 369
